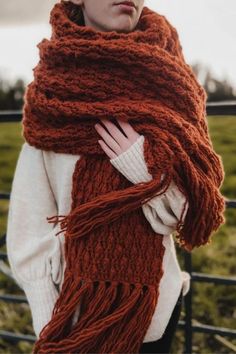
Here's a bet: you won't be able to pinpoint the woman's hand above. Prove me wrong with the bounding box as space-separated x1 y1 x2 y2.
94 118 141 159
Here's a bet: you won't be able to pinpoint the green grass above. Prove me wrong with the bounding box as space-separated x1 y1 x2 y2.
0 122 24 193
0 117 236 353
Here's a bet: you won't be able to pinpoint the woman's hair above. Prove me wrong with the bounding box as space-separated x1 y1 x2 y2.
70 4 85 26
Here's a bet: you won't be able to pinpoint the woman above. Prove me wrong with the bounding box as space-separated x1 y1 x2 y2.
6 0 225 353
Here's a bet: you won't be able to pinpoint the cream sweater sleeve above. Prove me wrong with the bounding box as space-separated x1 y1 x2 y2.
6 142 63 338
110 135 189 235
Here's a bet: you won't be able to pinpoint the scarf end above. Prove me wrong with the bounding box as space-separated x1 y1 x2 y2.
32 274 159 354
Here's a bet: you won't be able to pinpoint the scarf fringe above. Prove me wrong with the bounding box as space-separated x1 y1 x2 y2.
33 272 159 354
46 172 172 238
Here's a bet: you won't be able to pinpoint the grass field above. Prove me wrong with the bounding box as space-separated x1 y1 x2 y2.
0 116 236 353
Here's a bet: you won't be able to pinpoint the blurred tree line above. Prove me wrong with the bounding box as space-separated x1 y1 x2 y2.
0 62 236 110
0 78 25 110
191 63 236 102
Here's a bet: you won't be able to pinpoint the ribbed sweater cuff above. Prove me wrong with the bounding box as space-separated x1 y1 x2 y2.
110 135 153 184
22 276 59 338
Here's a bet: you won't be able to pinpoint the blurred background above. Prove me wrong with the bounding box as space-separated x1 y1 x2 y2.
0 1 236 353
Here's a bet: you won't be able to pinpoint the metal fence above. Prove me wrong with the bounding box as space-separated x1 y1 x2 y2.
0 102 236 353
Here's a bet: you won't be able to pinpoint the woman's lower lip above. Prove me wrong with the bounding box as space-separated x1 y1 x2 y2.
115 3 135 13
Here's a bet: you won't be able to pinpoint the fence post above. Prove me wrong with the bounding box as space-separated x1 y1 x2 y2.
184 251 193 354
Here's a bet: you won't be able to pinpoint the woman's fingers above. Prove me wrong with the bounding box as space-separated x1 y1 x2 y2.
99 118 128 144
97 117 139 146
94 121 123 155
98 139 117 159
116 118 140 143
95 117 141 158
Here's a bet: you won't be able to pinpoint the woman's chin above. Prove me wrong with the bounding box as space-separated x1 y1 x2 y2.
109 19 136 33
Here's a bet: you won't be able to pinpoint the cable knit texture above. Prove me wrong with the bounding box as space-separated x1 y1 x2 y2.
20 0 225 352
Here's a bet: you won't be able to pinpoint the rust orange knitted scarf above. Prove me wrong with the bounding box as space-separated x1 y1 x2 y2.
21 1 226 352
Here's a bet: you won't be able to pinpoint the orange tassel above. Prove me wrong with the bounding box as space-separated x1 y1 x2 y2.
33 276 161 354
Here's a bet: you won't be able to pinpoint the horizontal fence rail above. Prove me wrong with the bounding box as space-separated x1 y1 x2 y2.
0 101 236 352
0 110 22 123
0 101 236 123
206 100 236 115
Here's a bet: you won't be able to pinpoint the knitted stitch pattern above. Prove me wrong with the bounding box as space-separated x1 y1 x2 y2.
21 1 226 352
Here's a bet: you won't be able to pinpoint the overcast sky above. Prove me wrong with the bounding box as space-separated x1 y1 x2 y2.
0 0 236 88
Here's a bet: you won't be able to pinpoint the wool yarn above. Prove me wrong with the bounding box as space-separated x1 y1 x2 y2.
21 1 226 352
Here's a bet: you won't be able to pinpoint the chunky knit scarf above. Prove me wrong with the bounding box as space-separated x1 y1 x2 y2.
21 1 225 352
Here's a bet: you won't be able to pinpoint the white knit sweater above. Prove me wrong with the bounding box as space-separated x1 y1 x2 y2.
6 134 191 343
